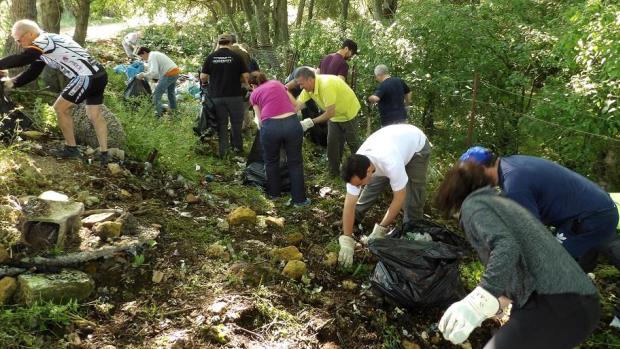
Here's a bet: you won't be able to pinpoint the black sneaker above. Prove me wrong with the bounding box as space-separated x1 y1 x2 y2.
99 151 109 167
53 145 80 159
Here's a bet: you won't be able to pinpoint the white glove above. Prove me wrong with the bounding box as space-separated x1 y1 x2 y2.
361 223 388 245
300 118 314 132
136 72 146 80
338 235 355 268
2 78 14 90
439 286 499 344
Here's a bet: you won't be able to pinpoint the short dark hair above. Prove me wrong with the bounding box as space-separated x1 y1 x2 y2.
341 39 358 55
293 66 315 80
136 47 150 55
434 162 494 218
341 154 371 183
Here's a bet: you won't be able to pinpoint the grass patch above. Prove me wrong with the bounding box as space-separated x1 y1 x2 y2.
459 259 484 290
0 301 82 348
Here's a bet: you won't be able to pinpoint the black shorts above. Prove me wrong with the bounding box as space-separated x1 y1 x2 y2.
61 71 108 105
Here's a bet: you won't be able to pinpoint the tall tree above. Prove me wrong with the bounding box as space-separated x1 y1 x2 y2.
308 0 315 20
373 0 398 20
273 0 289 44
39 0 65 92
252 0 271 46
217 0 244 42
342 0 350 23
295 0 306 27
3 0 37 86
240 0 258 45
65 0 91 45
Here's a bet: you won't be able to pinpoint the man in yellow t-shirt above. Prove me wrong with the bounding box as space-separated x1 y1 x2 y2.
295 66 361 176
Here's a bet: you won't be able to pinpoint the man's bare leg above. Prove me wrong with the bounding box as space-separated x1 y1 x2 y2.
86 104 108 151
53 96 77 146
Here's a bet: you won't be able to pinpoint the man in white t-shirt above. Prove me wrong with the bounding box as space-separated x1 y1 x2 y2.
338 124 431 267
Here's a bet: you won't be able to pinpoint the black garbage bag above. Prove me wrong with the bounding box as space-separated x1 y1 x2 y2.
368 219 467 309
193 86 217 138
0 83 33 144
123 77 152 99
243 132 291 191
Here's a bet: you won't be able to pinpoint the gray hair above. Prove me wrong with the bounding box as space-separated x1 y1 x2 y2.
293 66 316 80
12 19 42 36
374 64 389 76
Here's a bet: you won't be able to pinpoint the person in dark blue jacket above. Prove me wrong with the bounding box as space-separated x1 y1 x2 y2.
460 146 620 326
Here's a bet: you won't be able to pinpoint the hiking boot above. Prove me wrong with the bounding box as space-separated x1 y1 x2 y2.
53 145 80 159
99 151 109 167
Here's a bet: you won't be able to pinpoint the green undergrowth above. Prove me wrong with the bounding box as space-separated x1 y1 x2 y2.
104 70 244 181
0 301 81 348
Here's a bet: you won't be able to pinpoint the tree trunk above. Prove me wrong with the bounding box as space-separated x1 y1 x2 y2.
308 0 315 20
273 0 289 45
295 0 305 27
373 0 398 20
240 0 257 46
342 0 350 23
69 0 91 46
252 0 271 46
218 0 243 42
38 0 65 92
3 0 37 87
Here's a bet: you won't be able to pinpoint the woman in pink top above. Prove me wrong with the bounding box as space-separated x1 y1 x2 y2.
249 71 309 206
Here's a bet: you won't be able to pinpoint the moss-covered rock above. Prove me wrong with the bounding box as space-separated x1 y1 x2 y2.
282 260 306 280
17 269 94 305
270 246 303 261
227 207 257 226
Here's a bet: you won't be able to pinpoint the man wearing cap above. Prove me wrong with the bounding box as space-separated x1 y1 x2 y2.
368 64 411 127
317 39 358 82
136 47 180 118
460 146 620 327
200 33 250 157
337 124 431 267
294 66 361 177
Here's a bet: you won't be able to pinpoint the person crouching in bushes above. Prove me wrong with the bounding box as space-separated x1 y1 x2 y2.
434 162 600 348
249 71 310 207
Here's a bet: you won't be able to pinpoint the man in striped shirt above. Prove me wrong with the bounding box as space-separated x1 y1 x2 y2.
0 19 109 164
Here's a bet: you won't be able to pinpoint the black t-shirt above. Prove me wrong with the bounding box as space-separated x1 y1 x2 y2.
374 77 410 125
202 47 248 97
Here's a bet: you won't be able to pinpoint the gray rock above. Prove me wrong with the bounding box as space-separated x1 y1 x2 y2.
17 269 94 305
72 103 125 149
23 198 84 249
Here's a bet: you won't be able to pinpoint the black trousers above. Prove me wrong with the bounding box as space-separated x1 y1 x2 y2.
484 293 600 349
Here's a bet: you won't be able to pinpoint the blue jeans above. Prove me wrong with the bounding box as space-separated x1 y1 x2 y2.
260 114 306 203
153 75 178 116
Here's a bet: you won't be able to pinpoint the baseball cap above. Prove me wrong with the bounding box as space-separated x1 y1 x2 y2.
218 33 234 43
459 146 493 164
342 39 358 55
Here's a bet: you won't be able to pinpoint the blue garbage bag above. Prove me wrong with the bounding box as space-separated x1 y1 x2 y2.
126 61 145 80
113 64 128 74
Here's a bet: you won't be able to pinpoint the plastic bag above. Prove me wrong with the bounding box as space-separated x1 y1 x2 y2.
368 219 467 308
243 132 291 191
193 86 217 138
125 61 145 80
123 77 152 99
0 83 33 143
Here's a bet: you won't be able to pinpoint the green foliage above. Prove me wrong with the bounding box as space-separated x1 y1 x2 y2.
289 0 619 188
104 69 238 181
460 259 484 290
30 98 58 133
0 301 81 348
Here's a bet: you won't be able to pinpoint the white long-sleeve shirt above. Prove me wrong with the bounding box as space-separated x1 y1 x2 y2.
144 51 178 79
